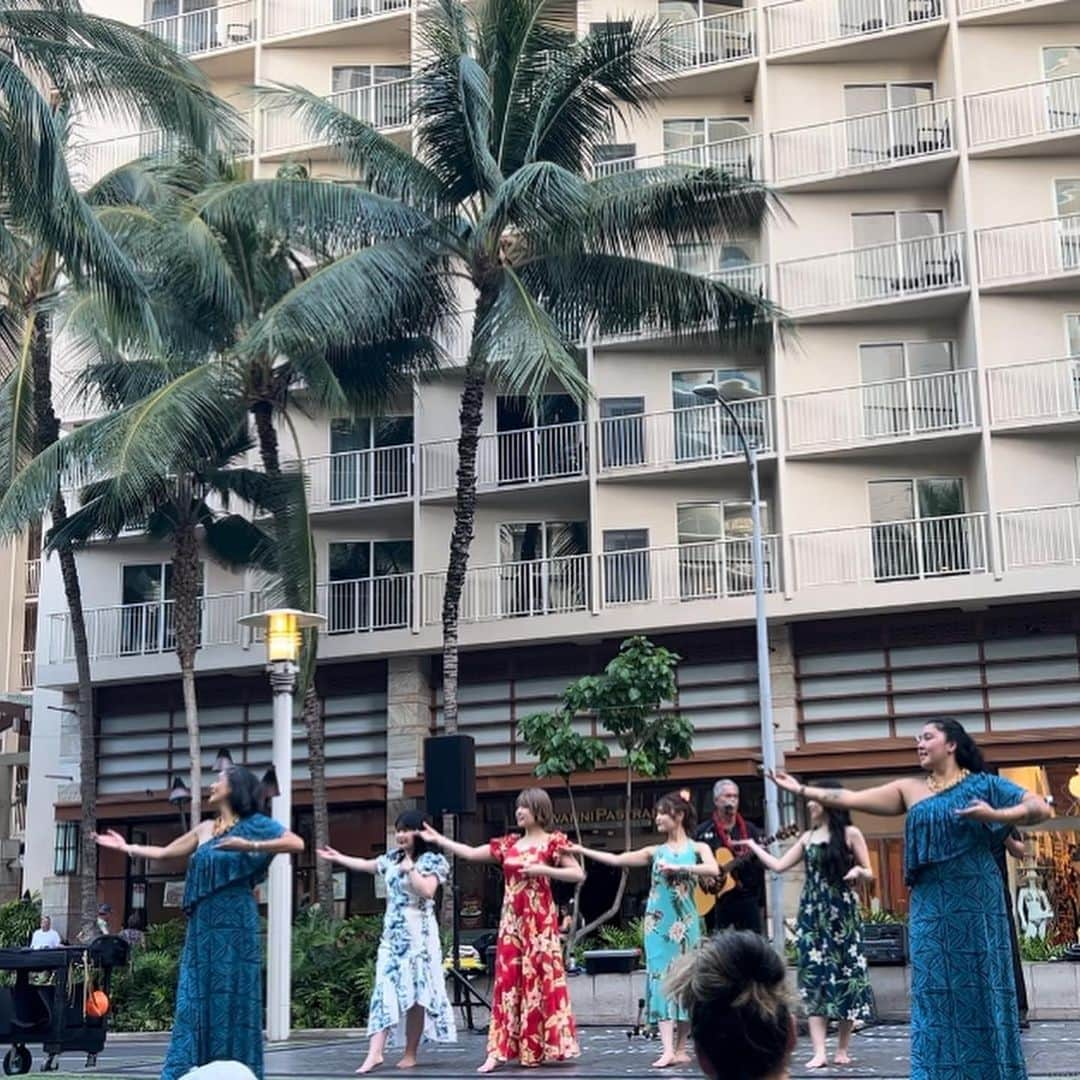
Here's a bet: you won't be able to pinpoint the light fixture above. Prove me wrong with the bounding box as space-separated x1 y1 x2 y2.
261 766 280 800
238 608 326 664
214 748 234 773
168 776 191 806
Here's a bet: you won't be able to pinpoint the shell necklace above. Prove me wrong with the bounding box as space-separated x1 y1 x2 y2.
926 768 970 794
212 813 238 837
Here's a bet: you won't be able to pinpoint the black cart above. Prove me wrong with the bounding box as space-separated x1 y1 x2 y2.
0 937 128 1074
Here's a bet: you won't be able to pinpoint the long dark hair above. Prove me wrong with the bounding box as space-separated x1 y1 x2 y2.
224 766 266 819
928 717 986 773
396 809 436 860
815 780 854 888
655 791 697 835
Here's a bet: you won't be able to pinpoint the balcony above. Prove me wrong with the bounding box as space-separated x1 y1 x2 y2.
319 574 412 634
656 11 758 95
592 134 763 181
987 357 1080 429
142 1 256 77
790 513 989 588
295 446 412 511
785 370 978 454
597 398 776 476
264 0 411 44
261 78 412 159
765 0 946 61
776 232 966 320
966 75 1080 156
771 99 956 190
999 503 1080 571
976 214 1080 292
419 422 587 498
25 559 40 599
957 0 1080 23
20 651 34 692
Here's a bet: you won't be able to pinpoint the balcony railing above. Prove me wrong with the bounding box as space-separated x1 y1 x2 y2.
785 370 977 451
25 559 40 599
592 134 762 181
265 0 411 38
959 0 1067 14
297 446 412 510
318 574 412 634
597 398 775 474
262 77 411 153
142 0 256 56
772 99 955 183
658 10 756 73
20 651 34 691
976 214 1080 286
999 503 1080 571
766 0 944 54
790 512 989 587
777 231 965 314
966 75 1080 149
988 357 1080 426
420 421 587 497
421 554 591 625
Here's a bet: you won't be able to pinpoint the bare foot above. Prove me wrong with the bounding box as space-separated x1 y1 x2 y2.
357 1054 384 1075
834 1052 853 1065
673 1053 692 1066
805 1055 828 1070
396 1054 418 1070
651 1052 676 1068
477 1055 500 1074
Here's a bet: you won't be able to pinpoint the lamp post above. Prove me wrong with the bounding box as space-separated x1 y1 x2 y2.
692 380 784 958
167 776 190 831
237 608 325 1043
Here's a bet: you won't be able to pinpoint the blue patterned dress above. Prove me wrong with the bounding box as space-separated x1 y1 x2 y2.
367 851 456 1046
160 813 284 1080
905 772 1027 1080
643 843 703 1024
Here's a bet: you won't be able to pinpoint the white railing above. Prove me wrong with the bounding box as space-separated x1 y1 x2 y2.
76 129 173 187
785 370 976 451
318 574 412 634
772 99 954 183
298 446 413 510
777 232 965 314
966 75 1080 148
959 0 1063 14
265 0 411 37
593 135 762 180
20 651 34 691
421 554 591 625
597 398 775 473
599 538 781 607
766 0 944 53
420 422 587 497
790 513 989 587
142 0 256 56
976 214 1080 286
999 503 1080 570
24 559 40 599
262 77 411 153
47 592 250 663
987 357 1080 426
659 10 756 73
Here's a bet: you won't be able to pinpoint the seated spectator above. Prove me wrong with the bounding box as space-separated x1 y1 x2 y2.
120 913 146 951
30 916 60 950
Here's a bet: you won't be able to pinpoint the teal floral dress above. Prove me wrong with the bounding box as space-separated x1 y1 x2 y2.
644 843 702 1023
795 841 873 1021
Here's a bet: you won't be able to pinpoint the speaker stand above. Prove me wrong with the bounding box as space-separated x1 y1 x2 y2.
448 817 490 1033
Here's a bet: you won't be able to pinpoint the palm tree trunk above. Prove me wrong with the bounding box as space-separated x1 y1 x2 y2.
29 309 99 934
575 763 633 941
302 683 333 911
172 515 202 826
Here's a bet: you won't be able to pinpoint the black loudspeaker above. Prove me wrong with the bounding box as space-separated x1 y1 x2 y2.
423 734 477 814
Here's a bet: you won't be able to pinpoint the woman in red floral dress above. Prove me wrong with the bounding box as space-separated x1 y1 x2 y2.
422 788 584 1072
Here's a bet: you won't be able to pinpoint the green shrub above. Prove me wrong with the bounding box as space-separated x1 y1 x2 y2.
1019 936 1066 963
0 895 40 948
110 930 183 1031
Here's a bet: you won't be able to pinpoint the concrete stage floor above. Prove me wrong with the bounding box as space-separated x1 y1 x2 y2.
33 1022 1080 1079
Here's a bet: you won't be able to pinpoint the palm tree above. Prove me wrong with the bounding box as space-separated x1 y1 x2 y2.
0 1 237 934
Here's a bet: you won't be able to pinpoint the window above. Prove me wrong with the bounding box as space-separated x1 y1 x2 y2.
330 65 411 127
842 84 944 166
1055 179 1080 271
663 118 755 175
1043 47 1080 131
851 210 956 297
495 395 584 484
143 1 217 52
326 541 412 633
328 416 412 503
657 2 751 66
671 369 766 461
54 822 78 876
497 522 588 616
1067 314 1080 356
858 341 964 436
121 563 203 655
671 238 759 278
603 529 650 604
676 502 773 598
592 144 637 175
599 397 645 468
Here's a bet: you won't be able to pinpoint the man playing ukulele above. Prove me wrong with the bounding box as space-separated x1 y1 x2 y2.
694 779 765 933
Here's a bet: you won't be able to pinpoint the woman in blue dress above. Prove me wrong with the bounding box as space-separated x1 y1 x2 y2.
318 809 456 1073
94 766 304 1080
571 792 718 1069
767 718 1051 1080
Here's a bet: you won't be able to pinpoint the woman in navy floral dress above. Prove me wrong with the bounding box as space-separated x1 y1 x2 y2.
319 809 455 1073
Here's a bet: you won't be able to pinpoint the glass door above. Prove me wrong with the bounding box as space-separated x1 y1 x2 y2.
600 397 645 468
868 478 966 580
1043 47 1080 132
1055 178 1080 271
327 541 412 632
498 522 587 615
496 395 583 484
603 528 650 605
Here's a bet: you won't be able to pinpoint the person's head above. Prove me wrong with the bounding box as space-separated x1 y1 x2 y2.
917 718 985 774
207 766 265 819
713 779 740 819
667 931 795 1080
126 913 142 931
98 903 111 921
808 780 855 888
395 809 435 859
655 791 697 837
180 1063 257 1080
514 787 553 831
39 916 50 932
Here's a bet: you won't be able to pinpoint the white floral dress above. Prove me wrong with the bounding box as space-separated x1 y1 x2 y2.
644 842 703 1023
367 851 457 1045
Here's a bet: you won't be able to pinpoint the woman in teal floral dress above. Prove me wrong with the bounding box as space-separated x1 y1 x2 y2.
572 792 718 1068
738 781 874 1069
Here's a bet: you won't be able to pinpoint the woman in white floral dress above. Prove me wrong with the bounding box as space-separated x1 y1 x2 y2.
318 809 456 1074
572 792 717 1069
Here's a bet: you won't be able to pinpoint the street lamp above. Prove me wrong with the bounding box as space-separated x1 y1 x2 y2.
692 380 784 958
168 775 191 831
237 607 325 1043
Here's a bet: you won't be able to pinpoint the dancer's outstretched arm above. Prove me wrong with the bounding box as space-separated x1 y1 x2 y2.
767 769 911 816
93 827 199 862
568 843 653 868
733 834 806 874
317 846 379 874
420 823 496 862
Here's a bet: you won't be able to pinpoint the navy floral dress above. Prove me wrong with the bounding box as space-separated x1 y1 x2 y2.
794 842 873 1022
160 813 283 1080
367 850 456 1045
905 773 1027 1080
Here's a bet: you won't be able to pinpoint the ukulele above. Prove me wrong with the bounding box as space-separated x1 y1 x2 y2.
693 824 800 917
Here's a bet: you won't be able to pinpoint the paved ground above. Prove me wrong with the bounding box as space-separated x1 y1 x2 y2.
25 1022 1080 1079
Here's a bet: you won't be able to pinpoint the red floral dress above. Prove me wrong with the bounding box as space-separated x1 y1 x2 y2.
487 832 580 1066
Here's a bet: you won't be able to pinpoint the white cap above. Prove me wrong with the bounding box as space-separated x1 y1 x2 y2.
181 1064 258 1080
